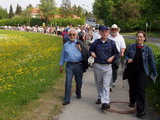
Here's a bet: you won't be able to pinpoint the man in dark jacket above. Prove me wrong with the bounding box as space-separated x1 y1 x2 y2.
89 26 119 110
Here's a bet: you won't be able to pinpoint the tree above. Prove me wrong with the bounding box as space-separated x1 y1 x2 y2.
26 4 33 9
39 0 56 25
93 0 113 25
9 4 14 18
60 0 72 18
0 6 8 19
21 7 32 26
15 4 22 15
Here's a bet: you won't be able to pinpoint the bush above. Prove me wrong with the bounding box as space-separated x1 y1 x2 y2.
50 17 85 27
30 18 45 26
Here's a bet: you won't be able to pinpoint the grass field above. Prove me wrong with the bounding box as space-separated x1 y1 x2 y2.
0 30 63 119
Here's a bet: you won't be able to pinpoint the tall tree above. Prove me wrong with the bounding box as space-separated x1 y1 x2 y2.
60 0 72 18
26 4 33 9
15 4 22 15
0 6 8 19
93 0 113 25
9 4 14 18
39 0 56 25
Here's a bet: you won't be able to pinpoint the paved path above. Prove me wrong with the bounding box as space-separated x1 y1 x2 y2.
55 67 160 120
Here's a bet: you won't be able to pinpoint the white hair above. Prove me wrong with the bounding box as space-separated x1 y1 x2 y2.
68 28 78 34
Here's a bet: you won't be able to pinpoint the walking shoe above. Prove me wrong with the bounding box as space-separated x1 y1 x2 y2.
129 103 135 108
110 87 113 92
101 103 110 110
77 95 81 99
95 99 101 104
136 111 145 118
62 102 70 106
113 82 115 87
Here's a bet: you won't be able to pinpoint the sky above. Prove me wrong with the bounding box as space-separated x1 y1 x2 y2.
0 0 95 12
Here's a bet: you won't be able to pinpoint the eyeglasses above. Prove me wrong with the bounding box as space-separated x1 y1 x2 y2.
69 34 75 36
137 36 144 38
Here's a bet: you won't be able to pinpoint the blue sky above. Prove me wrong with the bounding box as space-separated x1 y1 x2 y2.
0 0 95 12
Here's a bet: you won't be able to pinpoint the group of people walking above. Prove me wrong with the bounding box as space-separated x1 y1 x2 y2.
59 24 158 118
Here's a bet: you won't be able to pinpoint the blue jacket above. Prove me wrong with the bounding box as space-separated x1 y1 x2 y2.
125 43 158 77
89 39 119 64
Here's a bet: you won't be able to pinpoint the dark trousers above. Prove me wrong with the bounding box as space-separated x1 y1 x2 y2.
128 69 147 112
112 58 120 82
64 63 83 102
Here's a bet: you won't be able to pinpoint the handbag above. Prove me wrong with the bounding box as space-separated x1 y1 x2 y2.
122 63 131 80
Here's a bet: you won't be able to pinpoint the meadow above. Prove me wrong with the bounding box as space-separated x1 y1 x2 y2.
0 30 63 119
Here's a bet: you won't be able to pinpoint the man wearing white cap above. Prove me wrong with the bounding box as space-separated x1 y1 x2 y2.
108 24 126 90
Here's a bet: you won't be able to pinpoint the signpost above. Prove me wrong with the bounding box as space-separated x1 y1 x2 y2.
146 22 148 34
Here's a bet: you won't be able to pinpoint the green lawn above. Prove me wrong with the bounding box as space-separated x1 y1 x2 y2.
0 30 63 119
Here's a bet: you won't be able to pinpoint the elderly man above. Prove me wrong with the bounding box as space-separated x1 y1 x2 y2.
60 28 89 105
89 26 119 110
108 24 126 90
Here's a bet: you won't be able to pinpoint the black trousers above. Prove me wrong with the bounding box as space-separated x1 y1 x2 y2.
128 69 147 112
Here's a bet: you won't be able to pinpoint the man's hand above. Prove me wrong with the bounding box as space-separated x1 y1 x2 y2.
91 52 97 58
120 52 124 57
107 56 114 63
60 66 63 73
76 44 82 51
127 59 133 63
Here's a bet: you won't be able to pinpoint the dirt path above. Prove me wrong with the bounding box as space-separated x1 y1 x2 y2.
54 67 160 120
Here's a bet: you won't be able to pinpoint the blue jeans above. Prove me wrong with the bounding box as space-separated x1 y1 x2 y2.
64 63 83 102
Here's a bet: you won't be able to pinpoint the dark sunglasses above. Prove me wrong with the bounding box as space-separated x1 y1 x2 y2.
69 34 75 36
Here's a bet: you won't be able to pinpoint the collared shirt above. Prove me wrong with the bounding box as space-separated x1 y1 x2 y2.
60 39 83 65
89 39 119 64
108 33 126 52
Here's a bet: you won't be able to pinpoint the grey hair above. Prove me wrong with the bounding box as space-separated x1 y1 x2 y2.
68 28 78 34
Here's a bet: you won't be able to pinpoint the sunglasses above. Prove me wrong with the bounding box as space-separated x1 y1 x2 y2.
69 34 75 36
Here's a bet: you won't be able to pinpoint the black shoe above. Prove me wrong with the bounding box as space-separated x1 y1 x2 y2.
77 95 81 99
62 102 70 106
129 103 135 108
95 99 101 104
101 103 110 110
136 111 145 118
110 88 113 92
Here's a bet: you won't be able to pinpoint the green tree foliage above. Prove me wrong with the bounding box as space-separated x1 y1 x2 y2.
0 6 8 19
93 0 160 31
21 8 32 26
26 4 33 9
15 4 22 15
50 17 85 27
60 0 72 18
72 5 84 17
9 4 14 18
39 0 56 25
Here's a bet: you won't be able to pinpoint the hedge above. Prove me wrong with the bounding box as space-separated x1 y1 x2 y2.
0 17 85 27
